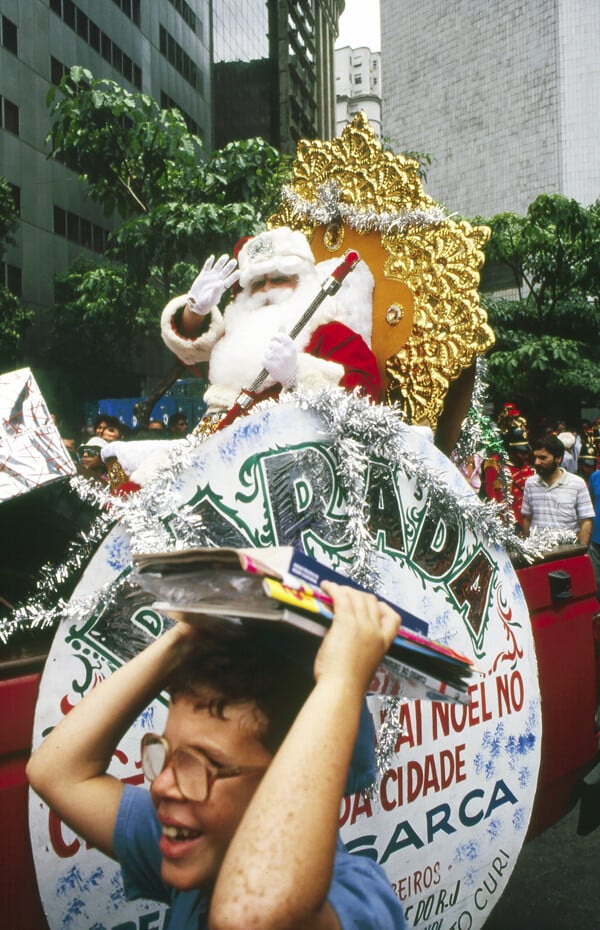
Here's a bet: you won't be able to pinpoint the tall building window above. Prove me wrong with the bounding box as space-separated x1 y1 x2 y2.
1 15 18 55
53 205 108 254
1 262 22 296
160 90 202 138
49 0 142 88
111 0 141 26
168 0 199 35
51 56 69 85
159 25 202 92
0 96 19 135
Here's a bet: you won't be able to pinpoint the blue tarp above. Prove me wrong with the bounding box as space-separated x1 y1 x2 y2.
85 380 207 430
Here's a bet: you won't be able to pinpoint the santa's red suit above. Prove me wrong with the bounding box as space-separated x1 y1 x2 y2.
160 228 381 414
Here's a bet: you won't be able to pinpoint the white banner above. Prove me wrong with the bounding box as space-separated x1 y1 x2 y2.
0 367 75 502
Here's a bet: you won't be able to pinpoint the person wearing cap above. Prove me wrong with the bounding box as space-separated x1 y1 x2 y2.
480 404 531 519
577 438 597 484
160 227 381 419
504 426 534 529
77 436 108 484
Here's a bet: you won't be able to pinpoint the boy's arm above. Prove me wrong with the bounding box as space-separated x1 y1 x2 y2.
26 622 193 859
210 583 400 930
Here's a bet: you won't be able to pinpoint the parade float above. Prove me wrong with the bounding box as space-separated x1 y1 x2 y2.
1 114 598 930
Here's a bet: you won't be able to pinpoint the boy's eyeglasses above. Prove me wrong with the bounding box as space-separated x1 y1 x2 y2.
78 446 100 457
140 733 267 802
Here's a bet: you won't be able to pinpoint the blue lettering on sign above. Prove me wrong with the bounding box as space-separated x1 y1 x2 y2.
344 779 518 865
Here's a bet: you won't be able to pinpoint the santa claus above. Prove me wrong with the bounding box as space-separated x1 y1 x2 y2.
102 229 380 489
160 226 381 417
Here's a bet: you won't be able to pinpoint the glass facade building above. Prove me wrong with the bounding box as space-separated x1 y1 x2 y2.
211 0 343 154
0 0 344 377
0 0 210 330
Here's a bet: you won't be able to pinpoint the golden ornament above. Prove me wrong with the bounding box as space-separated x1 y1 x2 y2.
269 112 494 437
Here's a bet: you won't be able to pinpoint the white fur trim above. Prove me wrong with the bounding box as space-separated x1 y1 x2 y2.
296 353 344 390
410 424 434 443
100 440 165 477
202 352 344 414
160 294 225 366
203 383 240 412
238 228 316 289
315 257 374 346
101 440 187 486
129 444 186 487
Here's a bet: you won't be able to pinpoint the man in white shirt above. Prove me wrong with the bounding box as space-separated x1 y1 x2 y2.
521 434 594 545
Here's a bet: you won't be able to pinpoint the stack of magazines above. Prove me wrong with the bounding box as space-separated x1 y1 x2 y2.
132 546 479 705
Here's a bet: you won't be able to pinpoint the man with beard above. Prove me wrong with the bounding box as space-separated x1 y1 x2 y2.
521 433 594 544
160 227 381 419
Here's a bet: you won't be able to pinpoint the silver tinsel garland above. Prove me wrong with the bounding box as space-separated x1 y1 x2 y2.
452 357 514 521
282 180 447 236
287 388 565 565
0 388 574 647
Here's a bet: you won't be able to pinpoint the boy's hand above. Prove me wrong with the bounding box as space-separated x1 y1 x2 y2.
313 582 401 694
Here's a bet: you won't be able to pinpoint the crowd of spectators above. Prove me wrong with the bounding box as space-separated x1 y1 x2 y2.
464 405 600 596
55 411 190 487
58 402 600 592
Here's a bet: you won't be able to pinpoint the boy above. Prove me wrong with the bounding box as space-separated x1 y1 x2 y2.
27 583 407 930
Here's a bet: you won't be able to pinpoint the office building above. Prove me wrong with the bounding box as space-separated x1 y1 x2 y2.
212 0 344 154
381 0 600 217
335 44 382 138
0 0 210 323
1 0 345 334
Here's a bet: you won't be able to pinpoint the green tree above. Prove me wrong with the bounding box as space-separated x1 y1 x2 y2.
0 177 34 372
42 67 291 409
477 194 600 423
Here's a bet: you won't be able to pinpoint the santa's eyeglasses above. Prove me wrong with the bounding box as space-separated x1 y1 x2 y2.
140 733 267 802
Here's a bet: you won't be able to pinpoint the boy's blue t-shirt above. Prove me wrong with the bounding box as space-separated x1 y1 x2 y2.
114 785 407 930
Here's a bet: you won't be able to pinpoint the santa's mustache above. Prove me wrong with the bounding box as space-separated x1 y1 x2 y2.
237 285 297 313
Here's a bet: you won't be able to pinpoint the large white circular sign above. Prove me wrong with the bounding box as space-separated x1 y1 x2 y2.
30 400 541 930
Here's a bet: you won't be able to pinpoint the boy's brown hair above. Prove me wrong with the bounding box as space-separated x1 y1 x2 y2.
167 626 314 754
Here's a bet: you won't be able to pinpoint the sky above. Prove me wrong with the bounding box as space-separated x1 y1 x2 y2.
336 0 381 52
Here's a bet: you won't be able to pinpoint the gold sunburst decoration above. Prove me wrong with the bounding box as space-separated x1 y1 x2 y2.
268 112 494 430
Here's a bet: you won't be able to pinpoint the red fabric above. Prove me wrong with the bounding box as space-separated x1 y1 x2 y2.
304 321 381 401
111 480 142 496
507 462 535 526
482 455 504 504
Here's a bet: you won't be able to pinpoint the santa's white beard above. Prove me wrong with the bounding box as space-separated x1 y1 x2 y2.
208 277 322 391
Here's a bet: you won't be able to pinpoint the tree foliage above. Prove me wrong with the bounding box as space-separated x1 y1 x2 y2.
0 177 34 372
42 68 291 406
478 194 600 422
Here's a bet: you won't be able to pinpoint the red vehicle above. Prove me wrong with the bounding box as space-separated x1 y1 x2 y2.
1 541 599 930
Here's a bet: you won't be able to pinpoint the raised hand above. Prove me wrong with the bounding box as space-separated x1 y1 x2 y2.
187 254 240 316
314 583 401 694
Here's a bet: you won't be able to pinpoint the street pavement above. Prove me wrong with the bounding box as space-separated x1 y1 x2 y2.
484 802 599 929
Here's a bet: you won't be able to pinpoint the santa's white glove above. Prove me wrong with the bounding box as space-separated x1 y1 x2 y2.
262 333 299 388
186 254 240 316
